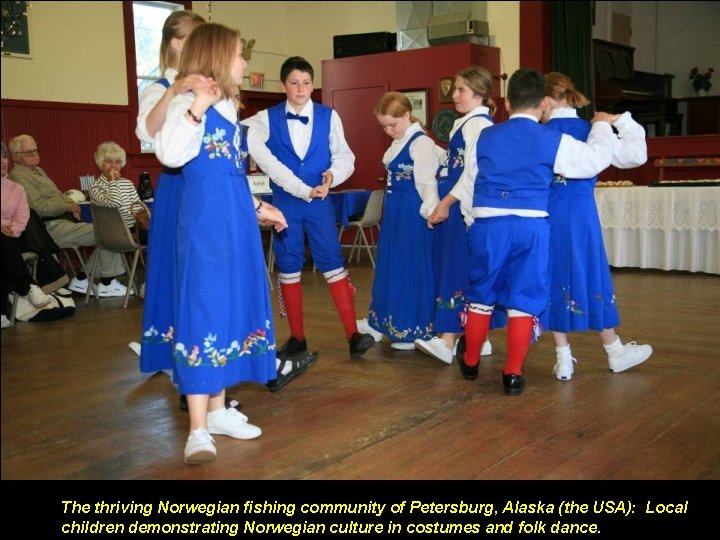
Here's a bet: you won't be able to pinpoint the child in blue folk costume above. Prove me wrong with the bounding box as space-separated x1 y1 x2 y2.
154 23 288 464
360 92 440 350
456 68 618 396
134 11 206 370
542 72 652 380
419 66 504 364
244 56 375 365
132 10 246 410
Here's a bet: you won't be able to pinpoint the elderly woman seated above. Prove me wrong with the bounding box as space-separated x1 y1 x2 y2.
89 141 149 245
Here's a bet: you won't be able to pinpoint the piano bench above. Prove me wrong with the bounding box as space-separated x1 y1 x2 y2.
635 112 683 137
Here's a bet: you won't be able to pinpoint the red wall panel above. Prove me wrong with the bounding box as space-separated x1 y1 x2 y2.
2 99 141 192
520 1 552 72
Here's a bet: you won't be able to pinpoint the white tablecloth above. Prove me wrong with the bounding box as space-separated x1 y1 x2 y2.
594 186 720 274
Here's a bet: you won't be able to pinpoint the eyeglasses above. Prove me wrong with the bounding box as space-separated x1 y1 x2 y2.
19 149 39 156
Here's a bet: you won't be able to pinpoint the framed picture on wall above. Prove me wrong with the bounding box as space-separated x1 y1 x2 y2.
1 1 31 57
399 89 428 127
438 77 454 103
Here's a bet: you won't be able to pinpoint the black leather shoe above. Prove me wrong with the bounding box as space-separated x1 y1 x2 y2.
266 351 319 393
502 373 525 396
277 336 307 360
349 332 375 358
179 394 242 411
456 335 478 380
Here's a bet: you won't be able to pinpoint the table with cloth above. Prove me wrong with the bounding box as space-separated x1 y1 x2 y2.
593 186 719 274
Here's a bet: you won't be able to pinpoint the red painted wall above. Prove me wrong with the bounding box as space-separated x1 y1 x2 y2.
322 43 502 190
520 1 553 72
1 90 286 193
2 99 141 192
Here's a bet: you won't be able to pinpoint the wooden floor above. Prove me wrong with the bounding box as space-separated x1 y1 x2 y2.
2 260 719 480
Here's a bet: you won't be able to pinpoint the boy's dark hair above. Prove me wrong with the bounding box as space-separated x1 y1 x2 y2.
280 56 314 83
507 68 546 111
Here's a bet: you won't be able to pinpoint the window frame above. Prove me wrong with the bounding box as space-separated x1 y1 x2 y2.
122 0 192 156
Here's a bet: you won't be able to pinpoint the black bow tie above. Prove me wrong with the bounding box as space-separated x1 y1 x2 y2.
286 112 309 125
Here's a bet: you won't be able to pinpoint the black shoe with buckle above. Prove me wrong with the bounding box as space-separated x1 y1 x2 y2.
502 373 525 396
349 332 375 358
456 335 479 380
277 336 308 360
266 351 319 393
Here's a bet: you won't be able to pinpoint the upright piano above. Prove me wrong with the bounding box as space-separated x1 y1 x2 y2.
593 39 681 137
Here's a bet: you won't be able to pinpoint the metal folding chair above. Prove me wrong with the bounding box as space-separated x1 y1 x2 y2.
337 190 384 268
85 205 146 308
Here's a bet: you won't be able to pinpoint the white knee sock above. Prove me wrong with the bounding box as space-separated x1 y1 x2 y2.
603 337 624 357
555 344 572 360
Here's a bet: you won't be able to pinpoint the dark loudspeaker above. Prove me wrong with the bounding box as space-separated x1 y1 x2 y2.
333 32 397 59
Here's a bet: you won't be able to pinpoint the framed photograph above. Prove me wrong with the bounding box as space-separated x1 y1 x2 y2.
400 89 428 127
438 77 455 103
1 0 31 58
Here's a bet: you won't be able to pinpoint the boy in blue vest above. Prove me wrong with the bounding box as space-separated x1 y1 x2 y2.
245 57 376 381
455 68 619 395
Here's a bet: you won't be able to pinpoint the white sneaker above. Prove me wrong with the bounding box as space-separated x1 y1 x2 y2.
481 339 492 356
1 315 11 329
415 337 453 364
68 276 90 294
184 428 216 464
26 284 52 308
608 342 652 373
553 356 577 380
390 341 416 350
356 318 383 342
128 342 141 356
207 407 260 440
97 279 133 298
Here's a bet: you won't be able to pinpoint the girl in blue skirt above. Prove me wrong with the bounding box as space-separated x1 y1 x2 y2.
542 72 652 380
154 23 287 464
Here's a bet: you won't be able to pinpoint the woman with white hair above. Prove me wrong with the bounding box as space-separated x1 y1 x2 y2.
88 141 144 232
85 141 145 296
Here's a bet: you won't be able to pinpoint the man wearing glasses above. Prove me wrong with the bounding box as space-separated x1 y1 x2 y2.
9 135 128 297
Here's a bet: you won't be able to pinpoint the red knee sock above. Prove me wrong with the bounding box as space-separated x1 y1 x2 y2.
505 316 534 375
328 277 359 340
464 311 491 367
280 282 304 340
